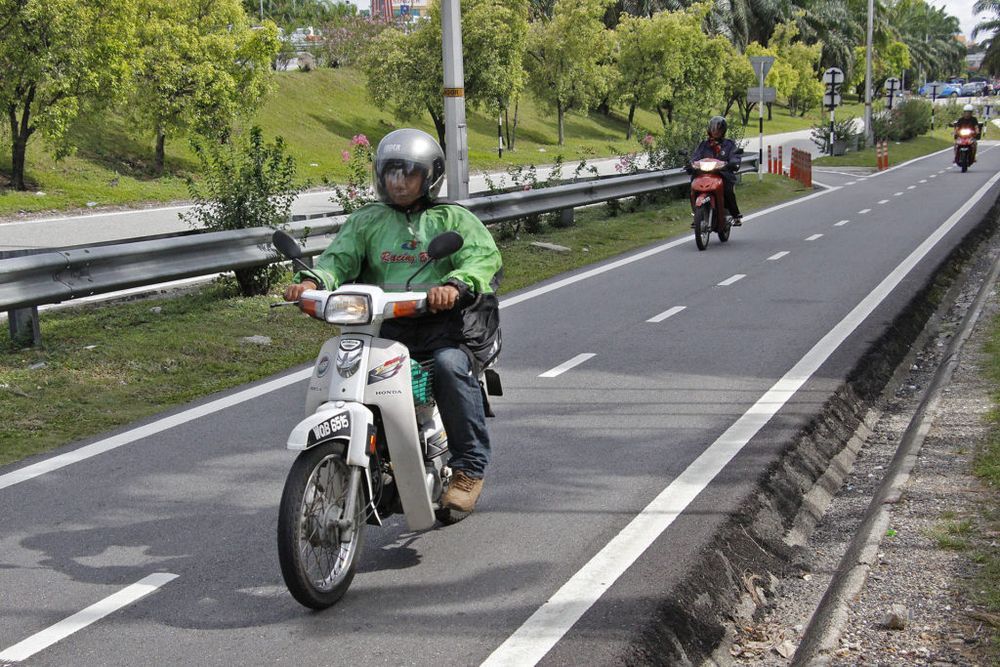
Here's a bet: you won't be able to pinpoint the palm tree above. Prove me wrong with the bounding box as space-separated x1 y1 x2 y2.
973 0 1000 74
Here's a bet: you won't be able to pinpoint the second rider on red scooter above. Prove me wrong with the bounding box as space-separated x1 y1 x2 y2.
688 116 743 226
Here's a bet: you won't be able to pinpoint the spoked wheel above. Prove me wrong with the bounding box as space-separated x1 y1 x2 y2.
277 441 366 609
693 204 712 251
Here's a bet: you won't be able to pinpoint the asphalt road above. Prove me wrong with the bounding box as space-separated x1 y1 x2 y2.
1 143 999 666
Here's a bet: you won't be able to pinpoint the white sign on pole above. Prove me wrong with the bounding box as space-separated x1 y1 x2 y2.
885 77 900 92
823 93 842 108
822 67 844 85
747 87 777 104
749 56 774 81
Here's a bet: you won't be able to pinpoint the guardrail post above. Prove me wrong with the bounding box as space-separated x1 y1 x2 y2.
558 208 574 227
8 306 41 347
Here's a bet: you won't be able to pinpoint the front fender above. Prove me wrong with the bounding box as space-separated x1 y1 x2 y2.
286 402 374 468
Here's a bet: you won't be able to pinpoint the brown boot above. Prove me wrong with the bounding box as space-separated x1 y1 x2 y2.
442 470 484 512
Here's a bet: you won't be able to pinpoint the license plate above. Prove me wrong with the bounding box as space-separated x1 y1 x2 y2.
309 411 351 444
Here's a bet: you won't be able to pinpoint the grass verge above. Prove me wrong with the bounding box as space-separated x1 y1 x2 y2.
814 127 955 168
0 173 808 467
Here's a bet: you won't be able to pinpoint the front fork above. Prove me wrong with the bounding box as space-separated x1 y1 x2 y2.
335 466 364 544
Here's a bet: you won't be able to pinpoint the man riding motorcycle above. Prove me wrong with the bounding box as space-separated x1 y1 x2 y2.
951 104 981 163
283 128 502 513
688 116 743 225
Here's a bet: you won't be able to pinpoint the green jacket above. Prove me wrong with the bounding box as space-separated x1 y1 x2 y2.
294 202 501 294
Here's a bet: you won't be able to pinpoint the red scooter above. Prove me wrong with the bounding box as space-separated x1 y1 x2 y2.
688 157 732 251
954 127 978 173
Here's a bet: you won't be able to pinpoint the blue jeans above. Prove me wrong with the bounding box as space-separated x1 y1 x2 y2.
431 347 491 478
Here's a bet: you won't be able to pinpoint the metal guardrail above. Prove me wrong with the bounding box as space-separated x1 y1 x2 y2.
0 158 758 313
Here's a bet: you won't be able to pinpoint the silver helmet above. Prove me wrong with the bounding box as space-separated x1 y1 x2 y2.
372 128 446 204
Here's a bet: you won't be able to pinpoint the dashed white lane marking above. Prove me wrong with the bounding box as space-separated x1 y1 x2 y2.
894 192 903 196
717 274 746 286
859 208 872 214
907 185 916 190
920 179 927 183
834 220 850 227
539 353 596 378
482 166 1000 667
767 251 790 261
846 181 856 185
878 199 890 204
647 306 686 323
0 573 178 663
805 234 823 241
930 174 937 178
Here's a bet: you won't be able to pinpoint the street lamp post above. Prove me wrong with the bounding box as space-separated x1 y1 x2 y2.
441 0 469 200
864 0 874 145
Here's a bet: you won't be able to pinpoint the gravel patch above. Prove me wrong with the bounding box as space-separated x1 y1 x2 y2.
730 242 1000 666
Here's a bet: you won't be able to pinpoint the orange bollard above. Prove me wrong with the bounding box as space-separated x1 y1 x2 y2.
877 140 883 170
883 140 889 170
778 146 784 175
767 145 772 174
805 153 812 188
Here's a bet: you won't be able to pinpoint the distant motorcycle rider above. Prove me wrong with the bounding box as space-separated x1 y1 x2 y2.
688 116 743 225
951 103 981 163
283 129 502 514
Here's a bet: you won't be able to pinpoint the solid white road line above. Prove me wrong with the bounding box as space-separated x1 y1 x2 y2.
0 573 178 662
0 369 313 491
717 274 746 286
834 220 849 227
539 354 596 378
646 306 686 323
481 165 1000 667
805 234 823 241
859 208 872 214
767 251 789 261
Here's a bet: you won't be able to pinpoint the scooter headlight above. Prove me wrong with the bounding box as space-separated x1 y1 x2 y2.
694 160 719 171
959 128 974 137
324 294 372 325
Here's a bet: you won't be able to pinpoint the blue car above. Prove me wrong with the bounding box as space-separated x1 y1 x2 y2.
919 81 962 98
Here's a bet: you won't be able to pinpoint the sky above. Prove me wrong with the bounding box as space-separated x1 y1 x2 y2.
941 0 983 42
348 1 986 42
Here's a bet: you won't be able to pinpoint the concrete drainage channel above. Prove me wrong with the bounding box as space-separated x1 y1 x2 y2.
618 198 1000 666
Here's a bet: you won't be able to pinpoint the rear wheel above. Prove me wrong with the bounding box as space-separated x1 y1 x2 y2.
277 441 365 609
962 163 968 173
693 205 711 251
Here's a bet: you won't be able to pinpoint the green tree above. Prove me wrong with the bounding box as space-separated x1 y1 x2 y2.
182 126 300 297
973 0 1000 75
848 40 910 94
361 0 529 149
131 0 279 174
0 0 137 191
525 0 615 145
770 21 823 115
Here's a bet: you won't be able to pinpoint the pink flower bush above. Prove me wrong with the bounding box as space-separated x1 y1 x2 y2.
341 150 351 162
351 134 370 148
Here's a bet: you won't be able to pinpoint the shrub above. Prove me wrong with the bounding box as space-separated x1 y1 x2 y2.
811 115 863 151
183 127 300 296
330 134 376 213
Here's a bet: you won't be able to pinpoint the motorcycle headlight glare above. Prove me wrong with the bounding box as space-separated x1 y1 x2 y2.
694 160 718 171
324 294 372 325
959 128 973 137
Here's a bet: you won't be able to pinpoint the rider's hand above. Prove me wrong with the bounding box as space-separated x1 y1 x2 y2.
427 284 460 313
283 280 318 302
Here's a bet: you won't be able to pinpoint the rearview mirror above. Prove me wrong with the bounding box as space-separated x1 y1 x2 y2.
427 231 464 260
272 230 303 260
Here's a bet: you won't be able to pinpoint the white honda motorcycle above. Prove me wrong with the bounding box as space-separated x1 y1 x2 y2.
271 229 498 609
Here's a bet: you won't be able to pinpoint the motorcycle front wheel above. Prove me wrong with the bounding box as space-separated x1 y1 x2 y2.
694 204 711 251
717 214 732 243
277 441 366 609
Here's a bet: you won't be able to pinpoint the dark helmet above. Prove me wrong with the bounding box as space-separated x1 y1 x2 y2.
708 116 727 138
372 128 446 204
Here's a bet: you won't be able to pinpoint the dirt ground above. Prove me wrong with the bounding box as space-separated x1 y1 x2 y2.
730 242 1000 665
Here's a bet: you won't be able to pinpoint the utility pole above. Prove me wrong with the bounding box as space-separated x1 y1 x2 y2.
864 0 874 145
441 0 469 200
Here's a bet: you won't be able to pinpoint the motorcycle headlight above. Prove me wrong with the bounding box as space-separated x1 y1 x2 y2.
698 161 719 171
324 294 372 325
959 128 973 137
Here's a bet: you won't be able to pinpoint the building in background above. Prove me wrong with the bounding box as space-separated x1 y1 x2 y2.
371 0 431 21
